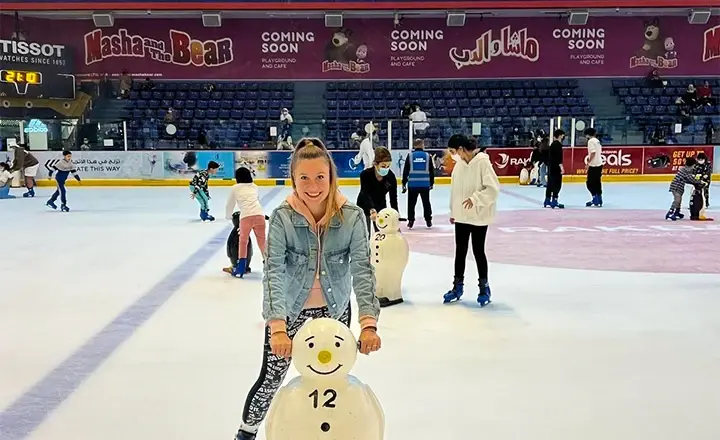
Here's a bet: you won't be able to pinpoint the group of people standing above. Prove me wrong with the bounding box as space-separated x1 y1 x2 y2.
531 127 605 209
232 133 500 440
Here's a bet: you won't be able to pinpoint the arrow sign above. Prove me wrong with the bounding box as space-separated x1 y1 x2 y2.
45 159 60 173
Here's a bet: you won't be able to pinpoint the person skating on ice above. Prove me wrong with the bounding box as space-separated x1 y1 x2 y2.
233 138 381 440
694 152 712 208
9 143 39 198
666 156 706 221
225 167 267 277
357 147 399 234
543 129 566 209
189 161 219 221
584 128 604 207
402 138 434 228
46 150 81 212
443 134 500 307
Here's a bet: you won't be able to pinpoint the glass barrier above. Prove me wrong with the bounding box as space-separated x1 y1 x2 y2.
1 114 717 151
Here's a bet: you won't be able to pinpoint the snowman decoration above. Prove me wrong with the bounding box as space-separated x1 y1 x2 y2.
265 318 385 440
371 208 409 307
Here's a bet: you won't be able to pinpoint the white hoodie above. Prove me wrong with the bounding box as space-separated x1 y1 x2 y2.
226 183 264 220
449 152 500 226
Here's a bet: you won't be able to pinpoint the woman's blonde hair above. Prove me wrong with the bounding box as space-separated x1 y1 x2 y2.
290 138 343 222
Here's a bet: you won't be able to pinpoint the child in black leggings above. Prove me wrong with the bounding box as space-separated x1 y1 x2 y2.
442 134 500 307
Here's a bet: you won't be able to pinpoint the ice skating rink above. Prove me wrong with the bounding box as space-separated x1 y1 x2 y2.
1 182 720 440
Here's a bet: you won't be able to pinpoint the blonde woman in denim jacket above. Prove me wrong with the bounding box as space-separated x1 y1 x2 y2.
234 138 382 440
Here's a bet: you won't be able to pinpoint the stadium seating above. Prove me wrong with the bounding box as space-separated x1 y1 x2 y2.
324 79 593 149
611 78 719 144
123 81 294 149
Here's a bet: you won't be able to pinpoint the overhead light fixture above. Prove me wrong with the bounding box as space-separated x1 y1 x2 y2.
568 11 589 26
202 12 222 27
688 9 711 24
447 12 466 27
325 12 343 28
92 12 114 28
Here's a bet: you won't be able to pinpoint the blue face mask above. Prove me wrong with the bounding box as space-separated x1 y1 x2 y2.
377 167 390 176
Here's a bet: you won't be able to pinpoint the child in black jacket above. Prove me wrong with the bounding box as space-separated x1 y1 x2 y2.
694 152 712 208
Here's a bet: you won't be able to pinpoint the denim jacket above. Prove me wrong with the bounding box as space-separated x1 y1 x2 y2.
262 200 380 325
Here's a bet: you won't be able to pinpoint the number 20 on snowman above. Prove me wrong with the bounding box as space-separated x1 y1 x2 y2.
265 318 385 440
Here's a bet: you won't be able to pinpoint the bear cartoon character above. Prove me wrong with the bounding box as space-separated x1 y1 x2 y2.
664 37 677 60
637 19 665 60
324 28 358 64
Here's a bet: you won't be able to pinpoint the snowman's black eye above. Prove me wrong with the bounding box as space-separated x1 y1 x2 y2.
309 342 314 348
335 342 341 348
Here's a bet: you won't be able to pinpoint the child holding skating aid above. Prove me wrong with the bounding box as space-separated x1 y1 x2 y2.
224 211 254 276
666 156 706 221
694 152 712 208
225 167 267 277
0 162 15 199
189 160 219 221
46 150 81 212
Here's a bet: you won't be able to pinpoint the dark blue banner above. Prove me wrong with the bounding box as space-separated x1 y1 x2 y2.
265 151 365 179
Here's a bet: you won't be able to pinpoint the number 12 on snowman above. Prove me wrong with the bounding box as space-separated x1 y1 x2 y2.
265 318 385 440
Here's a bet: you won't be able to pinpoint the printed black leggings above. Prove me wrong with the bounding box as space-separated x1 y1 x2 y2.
239 306 352 433
454 222 489 283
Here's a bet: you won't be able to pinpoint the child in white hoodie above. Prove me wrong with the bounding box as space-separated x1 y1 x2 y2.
443 134 500 307
226 167 266 277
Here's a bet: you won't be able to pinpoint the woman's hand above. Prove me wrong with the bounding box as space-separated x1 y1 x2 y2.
358 328 382 355
449 217 455 224
270 331 292 359
462 198 474 209
369 209 377 220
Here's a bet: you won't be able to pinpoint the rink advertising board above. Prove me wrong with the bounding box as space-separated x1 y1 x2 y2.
0 39 76 99
19 146 715 181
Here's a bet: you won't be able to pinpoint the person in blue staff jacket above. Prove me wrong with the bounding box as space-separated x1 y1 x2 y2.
402 138 434 228
46 150 82 212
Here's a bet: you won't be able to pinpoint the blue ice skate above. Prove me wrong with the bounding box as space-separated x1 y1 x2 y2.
551 198 565 209
543 198 552 208
22 188 35 198
61 204 70 212
477 282 492 307
232 258 247 278
443 280 464 303
674 209 684 219
665 210 679 221
585 195 602 207
46 200 57 210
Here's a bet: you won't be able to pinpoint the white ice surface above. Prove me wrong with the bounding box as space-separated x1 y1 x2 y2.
1 183 719 440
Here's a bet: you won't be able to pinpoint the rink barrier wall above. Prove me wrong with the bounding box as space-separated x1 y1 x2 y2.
32 174 720 187
6 145 718 187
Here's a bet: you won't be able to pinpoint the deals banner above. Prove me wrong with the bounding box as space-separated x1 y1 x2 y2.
642 145 715 174
568 146 644 175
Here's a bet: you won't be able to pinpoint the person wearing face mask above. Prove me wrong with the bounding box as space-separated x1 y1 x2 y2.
694 152 712 208
443 134 500 307
357 147 399 233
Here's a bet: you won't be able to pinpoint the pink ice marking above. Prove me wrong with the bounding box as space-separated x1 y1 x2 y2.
403 210 720 274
